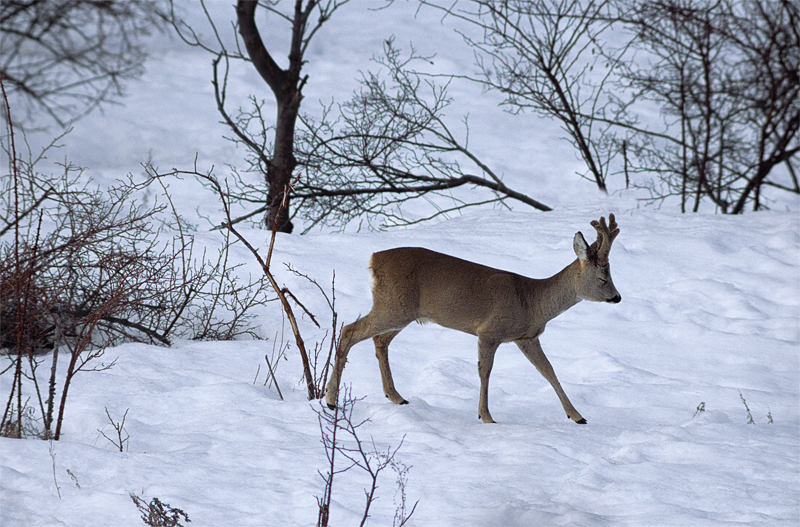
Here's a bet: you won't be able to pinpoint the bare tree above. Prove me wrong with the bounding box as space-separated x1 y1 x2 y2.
170 0 351 233
291 40 552 231
718 0 799 212
173 2 555 233
0 156 182 438
0 0 168 126
417 0 621 193
1 81 274 439
149 159 331 399
415 0 798 212
610 0 799 212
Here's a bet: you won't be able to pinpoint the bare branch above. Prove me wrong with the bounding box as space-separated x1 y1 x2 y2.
1 0 168 126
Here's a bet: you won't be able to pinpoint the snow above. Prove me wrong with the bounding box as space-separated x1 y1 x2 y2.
3 208 798 526
2 1 799 526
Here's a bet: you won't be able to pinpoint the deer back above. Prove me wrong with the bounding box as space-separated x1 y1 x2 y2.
369 247 557 340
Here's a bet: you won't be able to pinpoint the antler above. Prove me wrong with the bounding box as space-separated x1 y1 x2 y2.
590 214 619 266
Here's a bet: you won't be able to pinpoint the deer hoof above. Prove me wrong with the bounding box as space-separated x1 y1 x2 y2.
576 418 587 424
385 393 408 405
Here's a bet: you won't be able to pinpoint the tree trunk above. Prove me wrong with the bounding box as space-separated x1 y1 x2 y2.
237 0 304 233
267 103 298 232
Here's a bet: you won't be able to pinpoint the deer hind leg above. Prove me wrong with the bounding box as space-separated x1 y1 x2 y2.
373 330 409 405
477 336 501 423
325 315 373 409
516 338 586 424
325 313 412 409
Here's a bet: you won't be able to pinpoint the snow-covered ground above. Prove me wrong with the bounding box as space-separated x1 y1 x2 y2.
2 208 798 526
2 1 799 526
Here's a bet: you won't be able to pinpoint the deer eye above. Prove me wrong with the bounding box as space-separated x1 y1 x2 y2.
598 277 607 284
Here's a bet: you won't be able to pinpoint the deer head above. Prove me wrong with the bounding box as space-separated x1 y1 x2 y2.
573 214 621 303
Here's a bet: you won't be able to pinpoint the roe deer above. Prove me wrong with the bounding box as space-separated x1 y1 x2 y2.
325 215 621 423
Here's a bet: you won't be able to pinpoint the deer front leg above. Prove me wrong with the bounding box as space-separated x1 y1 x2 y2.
477 336 501 423
373 330 409 405
516 338 586 424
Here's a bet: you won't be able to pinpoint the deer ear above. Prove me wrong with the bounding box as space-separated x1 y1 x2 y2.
573 232 589 261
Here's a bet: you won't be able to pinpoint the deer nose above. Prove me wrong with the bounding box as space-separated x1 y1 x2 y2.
607 294 621 304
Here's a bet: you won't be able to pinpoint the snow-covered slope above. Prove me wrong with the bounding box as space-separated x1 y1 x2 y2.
2 207 798 526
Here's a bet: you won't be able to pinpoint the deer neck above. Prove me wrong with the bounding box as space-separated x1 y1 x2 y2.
530 260 583 323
